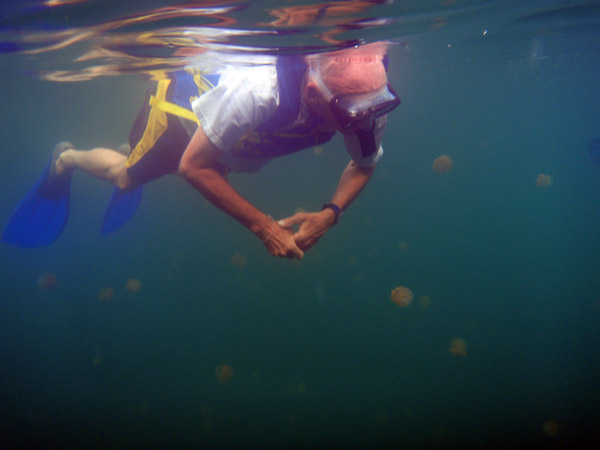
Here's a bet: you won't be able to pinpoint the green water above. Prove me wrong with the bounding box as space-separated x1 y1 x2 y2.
1 24 600 450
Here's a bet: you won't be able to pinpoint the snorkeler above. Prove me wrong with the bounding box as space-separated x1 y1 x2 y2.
3 42 400 259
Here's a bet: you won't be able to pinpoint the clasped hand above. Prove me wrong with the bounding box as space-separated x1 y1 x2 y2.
262 209 335 260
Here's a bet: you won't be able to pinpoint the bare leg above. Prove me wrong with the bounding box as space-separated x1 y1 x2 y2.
55 147 138 190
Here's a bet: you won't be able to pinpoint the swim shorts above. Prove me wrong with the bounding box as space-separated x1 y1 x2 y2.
125 72 207 185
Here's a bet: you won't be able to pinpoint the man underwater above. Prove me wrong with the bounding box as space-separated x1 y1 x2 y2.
3 42 400 259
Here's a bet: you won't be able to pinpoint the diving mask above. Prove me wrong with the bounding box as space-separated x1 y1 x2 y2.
309 69 400 157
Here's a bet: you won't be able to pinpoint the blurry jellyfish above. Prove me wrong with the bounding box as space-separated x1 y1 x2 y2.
136 402 150 417
201 405 211 418
288 380 308 395
542 419 559 437
37 272 57 289
390 286 414 307
589 136 600 166
98 287 114 302
536 174 553 188
91 355 101 366
203 419 214 433
432 155 454 174
418 295 431 308
230 253 248 267
215 364 234 384
431 426 447 446
398 241 410 253
297 381 308 394
348 256 358 266
125 278 142 292
449 337 467 356
313 146 324 156
374 410 387 426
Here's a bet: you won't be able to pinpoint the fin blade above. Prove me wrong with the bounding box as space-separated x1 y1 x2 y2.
2 157 71 247
101 185 143 235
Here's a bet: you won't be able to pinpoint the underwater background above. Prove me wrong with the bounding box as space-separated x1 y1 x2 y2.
1 1 599 448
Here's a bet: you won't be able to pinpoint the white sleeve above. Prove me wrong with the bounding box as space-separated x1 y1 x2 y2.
343 115 386 167
191 65 279 151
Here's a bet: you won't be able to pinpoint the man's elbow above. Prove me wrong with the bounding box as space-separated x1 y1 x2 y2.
179 150 227 187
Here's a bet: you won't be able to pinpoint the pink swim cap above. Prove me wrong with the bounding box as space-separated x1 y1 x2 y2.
310 42 388 96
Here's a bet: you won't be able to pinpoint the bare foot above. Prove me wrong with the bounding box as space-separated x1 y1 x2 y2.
55 149 75 177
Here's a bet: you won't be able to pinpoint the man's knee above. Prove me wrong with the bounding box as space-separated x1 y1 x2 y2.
113 168 137 190
178 153 193 179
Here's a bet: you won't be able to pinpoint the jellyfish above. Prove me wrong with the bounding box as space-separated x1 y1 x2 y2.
449 337 467 356
288 380 308 395
398 241 410 253
589 136 600 166
37 272 57 289
432 155 454 174
390 286 414 307
542 419 559 437
230 253 248 267
125 278 142 292
536 174 553 188
417 295 431 308
98 287 115 302
215 364 234 384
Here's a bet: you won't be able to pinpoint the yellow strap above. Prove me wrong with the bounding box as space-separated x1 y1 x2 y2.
148 95 200 125
126 79 171 168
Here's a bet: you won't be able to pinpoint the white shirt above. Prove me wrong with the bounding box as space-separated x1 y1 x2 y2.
191 62 385 173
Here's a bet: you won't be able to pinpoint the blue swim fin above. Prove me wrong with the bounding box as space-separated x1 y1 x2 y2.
2 142 74 247
101 185 143 235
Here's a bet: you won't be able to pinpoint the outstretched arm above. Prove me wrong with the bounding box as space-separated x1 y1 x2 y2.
281 160 375 252
179 127 304 259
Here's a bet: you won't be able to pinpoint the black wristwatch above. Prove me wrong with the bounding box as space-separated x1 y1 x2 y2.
322 203 343 225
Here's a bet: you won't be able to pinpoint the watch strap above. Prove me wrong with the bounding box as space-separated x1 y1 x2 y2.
322 203 343 224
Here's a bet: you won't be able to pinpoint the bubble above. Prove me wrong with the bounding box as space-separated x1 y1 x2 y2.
390 286 414 307
432 155 454 174
98 287 115 302
215 364 234 384
231 253 248 267
125 278 142 292
536 174 553 188
37 272 57 289
449 337 467 356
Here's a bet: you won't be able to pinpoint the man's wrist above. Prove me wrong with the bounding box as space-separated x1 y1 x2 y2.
322 203 343 224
